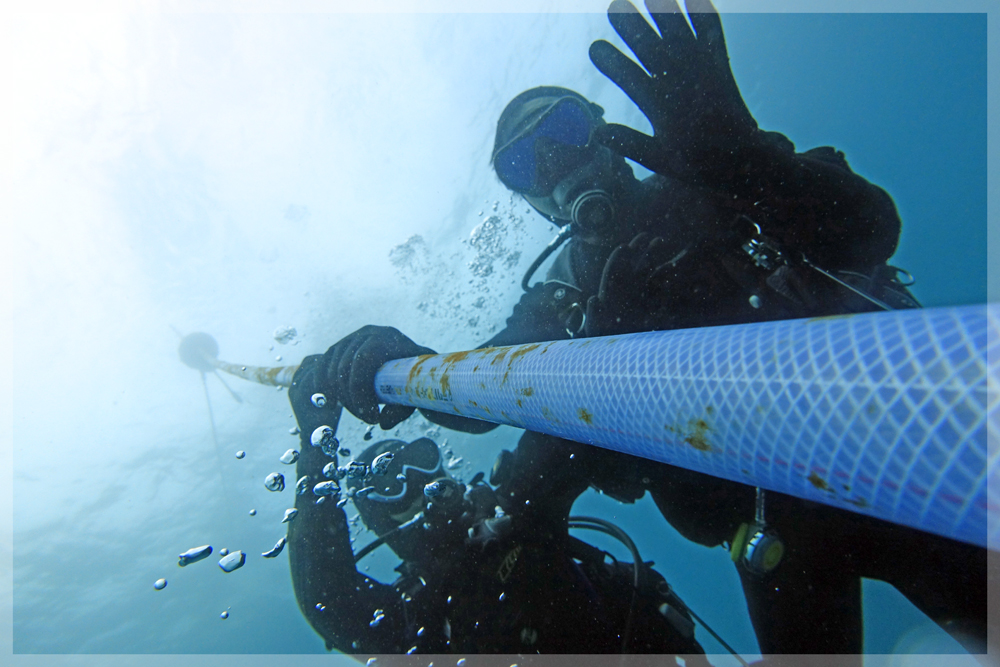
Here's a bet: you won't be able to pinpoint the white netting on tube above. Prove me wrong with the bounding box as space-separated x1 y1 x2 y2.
376 304 995 549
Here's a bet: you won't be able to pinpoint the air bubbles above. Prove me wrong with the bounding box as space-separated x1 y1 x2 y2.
178 545 212 567
264 473 285 492
274 326 297 344
235 451 246 459
311 426 337 452
295 476 311 495
282 508 298 523
218 551 246 573
220 610 229 620
262 537 287 558
313 481 340 497
153 578 167 590
249 509 256 516
279 449 299 464
311 393 327 408
346 461 368 478
371 452 394 475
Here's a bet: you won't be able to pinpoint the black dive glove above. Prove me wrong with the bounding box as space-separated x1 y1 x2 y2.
585 233 676 337
317 325 436 430
589 0 760 186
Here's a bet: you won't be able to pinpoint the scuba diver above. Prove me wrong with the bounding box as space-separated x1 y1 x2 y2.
289 0 986 659
285 372 714 661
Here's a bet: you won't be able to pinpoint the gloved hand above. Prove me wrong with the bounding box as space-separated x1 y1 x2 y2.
319 325 436 429
589 0 760 186
585 233 676 337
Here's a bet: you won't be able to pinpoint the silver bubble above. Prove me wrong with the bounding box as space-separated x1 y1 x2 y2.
289 426 300 435
264 473 285 492
356 486 375 498
282 508 298 523
371 452 394 476
178 545 212 567
336 497 349 508
249 509 256 516
311 393 327 408
274 326 297 344
153 578 167 590
296 476 311 495
313 480 340 496
220 610 229 619
396 473 407 482
310 426 336 449
219 548 230 556
262 536 287 558
218 551 246 573
346 461 368 478
322 462 338 478
424 481 443 498
279 449 299 465
235 450 245 459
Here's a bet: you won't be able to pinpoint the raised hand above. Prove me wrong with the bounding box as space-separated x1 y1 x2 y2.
589 0 759 186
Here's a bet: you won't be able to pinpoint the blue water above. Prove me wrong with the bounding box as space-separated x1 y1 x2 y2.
6 5 993 667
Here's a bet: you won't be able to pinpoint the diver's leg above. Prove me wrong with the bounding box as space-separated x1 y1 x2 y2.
737 542 863 660
848 514 988 655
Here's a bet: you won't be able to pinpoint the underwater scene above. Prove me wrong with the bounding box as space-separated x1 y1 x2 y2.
6 2 994 667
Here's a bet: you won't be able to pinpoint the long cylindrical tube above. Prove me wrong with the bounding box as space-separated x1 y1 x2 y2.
374 304 996 550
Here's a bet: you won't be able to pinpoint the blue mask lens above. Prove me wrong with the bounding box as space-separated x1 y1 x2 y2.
494 98 593 193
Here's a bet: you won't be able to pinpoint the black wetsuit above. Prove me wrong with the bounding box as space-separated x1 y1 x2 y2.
287 137 986 659
473 139 987 658
286 360 710 660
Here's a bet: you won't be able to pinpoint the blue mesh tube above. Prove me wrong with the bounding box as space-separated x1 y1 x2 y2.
375 304 997 550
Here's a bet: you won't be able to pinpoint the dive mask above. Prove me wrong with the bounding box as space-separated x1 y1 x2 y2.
492 96 597 196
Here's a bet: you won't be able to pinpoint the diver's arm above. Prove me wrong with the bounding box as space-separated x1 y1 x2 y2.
287 358 406 653
419 282 579 433
481 282 577 348
589 0 901 271
734 140 902 270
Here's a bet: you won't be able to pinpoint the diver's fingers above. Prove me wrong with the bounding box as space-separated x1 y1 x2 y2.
607 0 664 69
599 244 630 301
589 41 655 121
628 232 652 250
591 123 663 174
645 0 696 46
685 0 727 60
378 404 415 430
347 336 387 424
